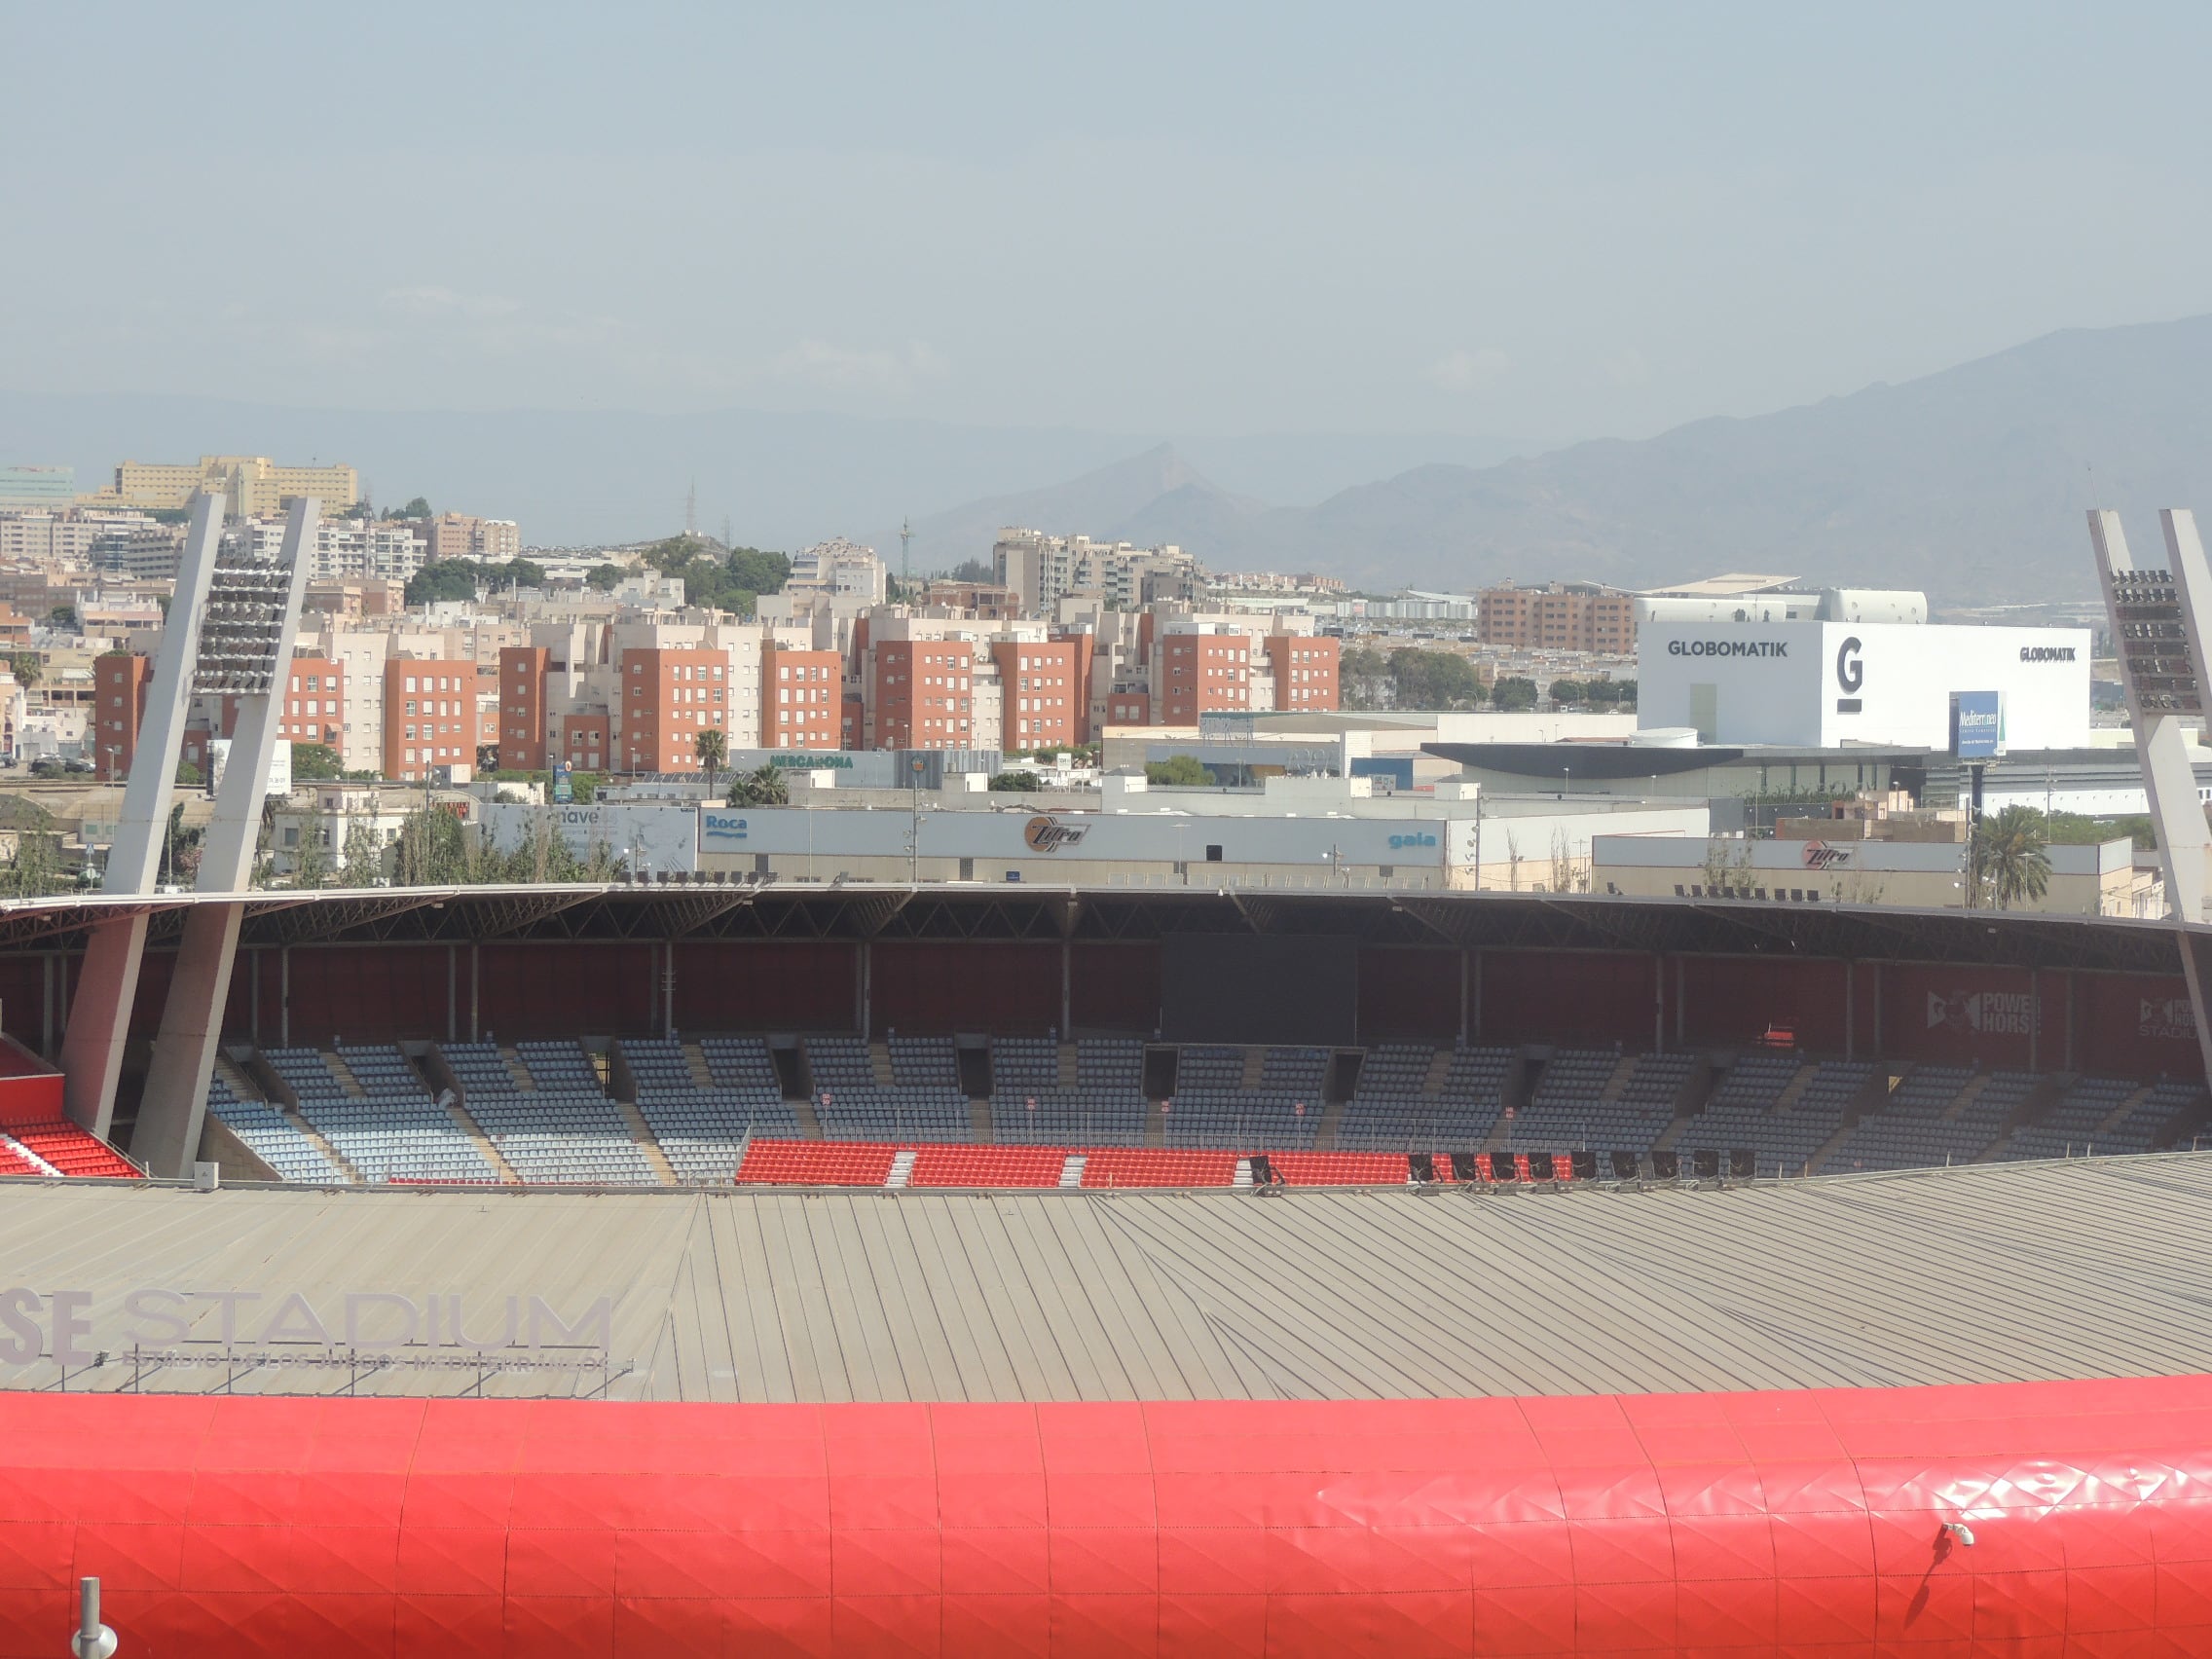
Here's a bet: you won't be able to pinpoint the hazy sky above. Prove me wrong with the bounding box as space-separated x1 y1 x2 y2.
7 2 2211 443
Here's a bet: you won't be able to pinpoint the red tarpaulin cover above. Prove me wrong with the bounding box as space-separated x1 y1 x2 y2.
0 1376 2208 1655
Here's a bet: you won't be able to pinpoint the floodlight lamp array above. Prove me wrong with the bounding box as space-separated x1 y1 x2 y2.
191 554 293 696
2110 566 2203 714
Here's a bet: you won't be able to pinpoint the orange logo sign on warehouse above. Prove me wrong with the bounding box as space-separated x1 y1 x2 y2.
1023 815 1088 853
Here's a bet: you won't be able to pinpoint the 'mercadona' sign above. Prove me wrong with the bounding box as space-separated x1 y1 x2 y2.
0 1286 614 1366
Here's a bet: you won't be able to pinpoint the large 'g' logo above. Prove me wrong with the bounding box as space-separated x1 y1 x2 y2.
1836 637 1863 693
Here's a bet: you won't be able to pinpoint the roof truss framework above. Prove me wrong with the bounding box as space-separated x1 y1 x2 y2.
0 883 2185 976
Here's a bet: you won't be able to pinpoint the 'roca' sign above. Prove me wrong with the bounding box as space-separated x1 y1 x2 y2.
1023 814 1088 853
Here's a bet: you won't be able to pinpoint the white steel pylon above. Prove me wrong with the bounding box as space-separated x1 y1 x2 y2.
132 497 318 1175
2088 507 2212 1091
55 492 230 1136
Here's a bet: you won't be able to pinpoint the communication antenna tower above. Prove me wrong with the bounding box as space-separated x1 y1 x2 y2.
685 480 698 538
900 516 912 599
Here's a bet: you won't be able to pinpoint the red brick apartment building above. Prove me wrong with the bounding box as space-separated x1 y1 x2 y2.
383 658 479 781
619 647 730 773
1265 635 1340 710
992 638 1086 749
869 640 976 750
498 646 550 771
92 653 152 778
1158 630 1258 724
763 645 840 751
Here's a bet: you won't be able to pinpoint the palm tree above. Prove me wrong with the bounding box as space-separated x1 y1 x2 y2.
727 762 789 808
1972 804 2051 910
693 726 727 796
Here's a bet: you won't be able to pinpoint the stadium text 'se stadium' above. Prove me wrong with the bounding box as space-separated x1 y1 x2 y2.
6 881 2212 1657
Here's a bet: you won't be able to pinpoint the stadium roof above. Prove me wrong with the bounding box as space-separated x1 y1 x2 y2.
0 882 2194 973
7 1154 2212 1402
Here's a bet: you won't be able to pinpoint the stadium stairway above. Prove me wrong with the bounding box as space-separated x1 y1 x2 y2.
2099 1079 2159 1139
1943 1070 1991 1124
1770 1061 1819 1114
419 1045 520 1184
682 1043 716 1090
613 1095 680 1185
1598 1053 1638 1102
240 1050 363 1180
323 1051 370 1099
1420 1049 1454 1097
1805 1066 1907 1174
1968 1072 2071 1161
1143 1097 1167 1147
1311 1092 1348 1150
448 1091 519 1183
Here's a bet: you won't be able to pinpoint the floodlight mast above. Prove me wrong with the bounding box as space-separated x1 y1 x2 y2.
2087 507 2212 1093
56 492 228 1136
133 496 319 1175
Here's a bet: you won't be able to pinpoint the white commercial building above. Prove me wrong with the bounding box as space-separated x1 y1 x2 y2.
1639 619 2092 751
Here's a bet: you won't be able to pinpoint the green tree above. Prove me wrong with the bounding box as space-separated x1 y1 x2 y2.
290 742 344 780
175 760 203 788
1972 805 2053 910
486 558 546 589
403 560 480 607
694 727 728 795
1145 754 1211 787
47 606 76 631
392 805 469 886
724 546 791 593
1491 675 1539 712
990 769 1045 793
947 557 993 584
7 653 40 687
586 563 626 592
342 819 385 886
389 496 432 520
290 818 335 888
1386 648 1483 710
1548 678 1585 705
0 829 66 898
727 763 790 807
160 802 203 886
1340 645 1389 710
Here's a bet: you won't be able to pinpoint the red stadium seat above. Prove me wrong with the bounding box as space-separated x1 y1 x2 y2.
0 1139 43 1177
1262 1152 1413 1186
9 1122 136 1178
908 1146 1066 1188
1080 1149 1240 1189
736 1139 900 1187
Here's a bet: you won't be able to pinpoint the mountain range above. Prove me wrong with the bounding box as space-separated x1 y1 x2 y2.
897 313 2212 604
7 313 2212 605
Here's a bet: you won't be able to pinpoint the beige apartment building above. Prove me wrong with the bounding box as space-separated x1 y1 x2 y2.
89 455 361 517
1478 581 1638 653
421 512 522 562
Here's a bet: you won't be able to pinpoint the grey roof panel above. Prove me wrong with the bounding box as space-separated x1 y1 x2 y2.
5 1157 2212 1402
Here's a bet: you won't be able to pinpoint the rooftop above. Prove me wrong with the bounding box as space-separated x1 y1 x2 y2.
5 1153 2208 1401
